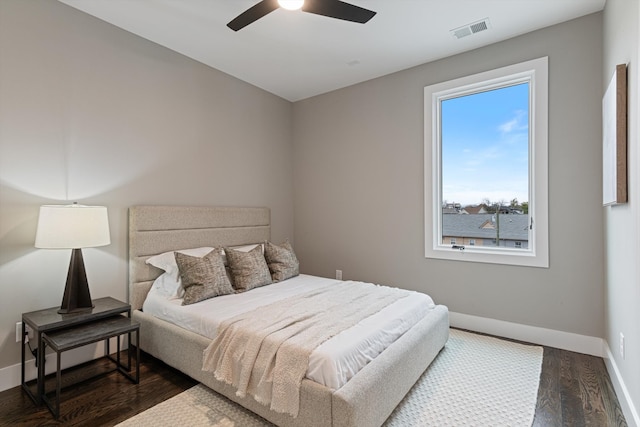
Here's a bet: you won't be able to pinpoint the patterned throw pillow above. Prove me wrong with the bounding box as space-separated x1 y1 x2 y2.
225 245 272 292
175 248 234 305
264 240 299 282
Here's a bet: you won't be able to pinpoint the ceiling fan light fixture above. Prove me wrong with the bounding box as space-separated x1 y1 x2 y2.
278 0 304 11
227 0 375 31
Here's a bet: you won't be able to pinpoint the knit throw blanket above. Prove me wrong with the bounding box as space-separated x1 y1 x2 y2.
202 281 409 417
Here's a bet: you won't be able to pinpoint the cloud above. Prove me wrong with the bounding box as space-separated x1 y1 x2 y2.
499 118 518 133
498 110 528 134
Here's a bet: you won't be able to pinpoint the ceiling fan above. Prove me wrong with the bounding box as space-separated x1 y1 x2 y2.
227 0 377 31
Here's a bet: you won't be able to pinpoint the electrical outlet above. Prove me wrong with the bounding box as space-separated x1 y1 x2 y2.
336 270 343 280
15 322 32 343
620 332 625 359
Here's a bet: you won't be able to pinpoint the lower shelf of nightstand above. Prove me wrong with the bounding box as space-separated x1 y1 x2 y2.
40 315 140 419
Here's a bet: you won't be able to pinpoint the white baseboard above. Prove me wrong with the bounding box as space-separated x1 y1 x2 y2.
449 311 605 357
603 341 640 427
0 337 125 393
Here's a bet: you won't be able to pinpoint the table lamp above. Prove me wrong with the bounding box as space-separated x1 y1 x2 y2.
35 203 111 314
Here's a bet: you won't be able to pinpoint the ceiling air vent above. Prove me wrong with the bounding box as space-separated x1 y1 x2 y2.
451 18 491 39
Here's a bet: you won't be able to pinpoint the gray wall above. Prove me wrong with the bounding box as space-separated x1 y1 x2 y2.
603 0 640 421
293 13 604 337
0 0 293 369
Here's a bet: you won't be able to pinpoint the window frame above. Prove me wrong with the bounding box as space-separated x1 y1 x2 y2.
424 57 549 268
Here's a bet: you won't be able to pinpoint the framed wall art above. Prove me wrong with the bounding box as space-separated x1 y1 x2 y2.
603 63 627 206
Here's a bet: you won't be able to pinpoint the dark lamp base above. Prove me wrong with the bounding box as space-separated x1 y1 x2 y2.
59 248 94 314
57 305 94 315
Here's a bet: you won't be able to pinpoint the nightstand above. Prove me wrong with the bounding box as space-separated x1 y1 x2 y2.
21 297 139 418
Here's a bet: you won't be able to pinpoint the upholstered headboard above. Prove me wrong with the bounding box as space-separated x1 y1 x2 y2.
128 206 270 311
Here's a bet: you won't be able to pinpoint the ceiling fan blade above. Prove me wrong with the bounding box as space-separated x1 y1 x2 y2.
227 0 279 31
302 0 376 24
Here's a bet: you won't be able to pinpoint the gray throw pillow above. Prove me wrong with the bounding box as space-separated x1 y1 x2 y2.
264 240 299 282
175 248 234 305
225 245 272 292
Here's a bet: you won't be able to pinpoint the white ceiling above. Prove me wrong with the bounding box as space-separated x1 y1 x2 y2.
58 0 605 102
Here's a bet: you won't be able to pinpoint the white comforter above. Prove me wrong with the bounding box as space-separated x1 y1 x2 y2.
143 274 435 390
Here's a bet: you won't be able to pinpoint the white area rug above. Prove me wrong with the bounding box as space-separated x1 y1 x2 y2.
384 328 543 426
117 329 543 427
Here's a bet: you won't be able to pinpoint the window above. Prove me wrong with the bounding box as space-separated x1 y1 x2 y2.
424 57 548 268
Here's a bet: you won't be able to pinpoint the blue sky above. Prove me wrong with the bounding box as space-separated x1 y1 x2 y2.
441 83 529 207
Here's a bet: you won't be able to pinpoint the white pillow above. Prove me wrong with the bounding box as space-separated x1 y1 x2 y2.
146 247 214 297
150 272 184 299
146 246 214 274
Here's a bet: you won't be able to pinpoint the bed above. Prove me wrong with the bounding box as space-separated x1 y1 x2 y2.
128 205 449 427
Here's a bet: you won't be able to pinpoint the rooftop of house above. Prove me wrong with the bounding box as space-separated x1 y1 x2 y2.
442 213 529 240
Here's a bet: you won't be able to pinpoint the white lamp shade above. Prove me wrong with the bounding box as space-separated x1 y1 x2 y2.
35 204 111 249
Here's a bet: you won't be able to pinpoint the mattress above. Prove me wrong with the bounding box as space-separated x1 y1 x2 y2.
143 274 436 390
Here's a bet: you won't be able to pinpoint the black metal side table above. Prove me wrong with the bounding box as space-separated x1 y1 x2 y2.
21 297 138 418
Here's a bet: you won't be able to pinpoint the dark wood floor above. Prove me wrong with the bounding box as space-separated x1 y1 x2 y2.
533 346 627 427
0 343 628 426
